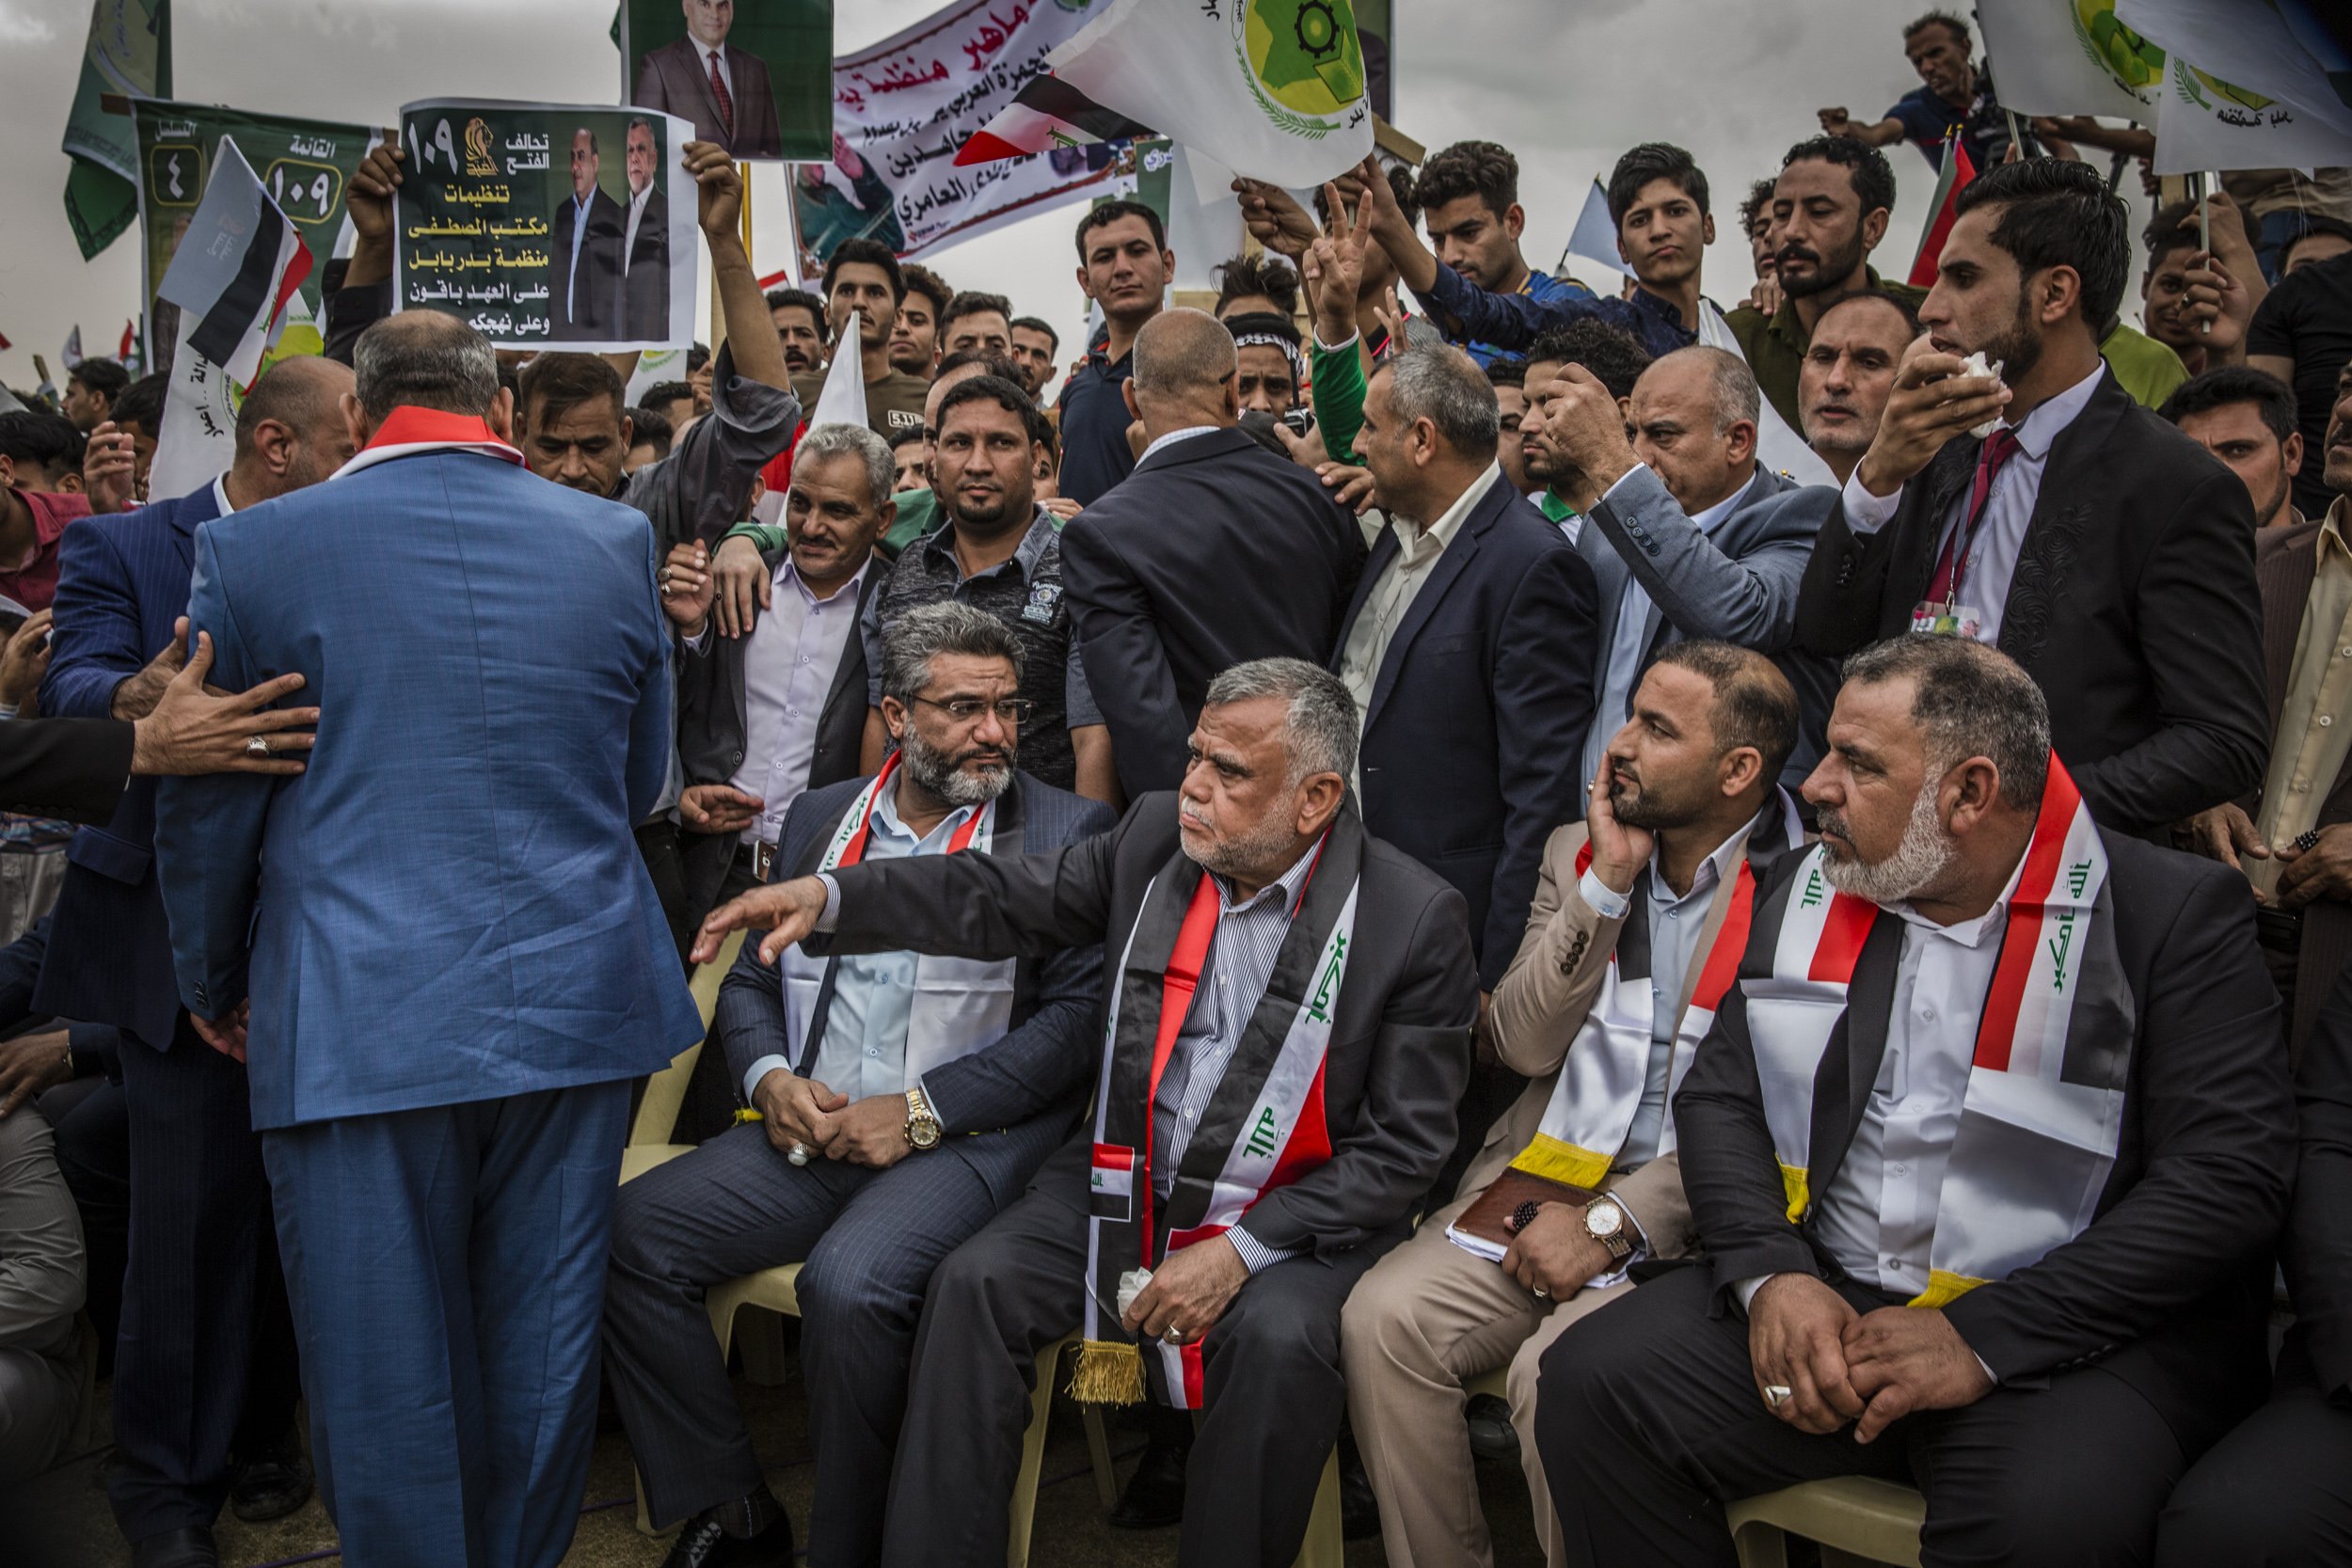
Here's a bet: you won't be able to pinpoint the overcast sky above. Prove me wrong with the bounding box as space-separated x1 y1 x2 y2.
0 0 2159 389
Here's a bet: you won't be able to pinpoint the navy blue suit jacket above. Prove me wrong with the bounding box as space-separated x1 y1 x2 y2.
153 450 702 1129
713 771 1113 1201
33 483 218 1048
1335 476 1599 990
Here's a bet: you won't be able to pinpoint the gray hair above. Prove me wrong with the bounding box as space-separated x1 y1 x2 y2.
1840 636 2050 809
354 310 500 423
792 422 896 510
1203 657 1359 784
1650 345 1760 436
1377 344 1500 457
879 601 1026 706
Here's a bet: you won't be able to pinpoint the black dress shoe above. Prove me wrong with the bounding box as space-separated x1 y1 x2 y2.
1338 1435 1381 1541
1108 1426 1190 1529
230 1444 315 1523
130 1527 220 1568
659 1510 796 1568
1465 1391 1519 1463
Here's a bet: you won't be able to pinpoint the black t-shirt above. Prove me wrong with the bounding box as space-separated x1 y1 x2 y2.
2249 250 2352 520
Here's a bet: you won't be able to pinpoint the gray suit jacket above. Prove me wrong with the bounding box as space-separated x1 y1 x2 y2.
1581 464 1838 781
634 37 786 160
714 770 1114 1201
818 794 1480 1259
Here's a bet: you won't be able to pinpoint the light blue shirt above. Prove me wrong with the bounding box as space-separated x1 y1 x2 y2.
743 776 984 1114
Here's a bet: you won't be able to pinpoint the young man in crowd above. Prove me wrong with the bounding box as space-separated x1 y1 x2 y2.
939 292 1014 361
1522 323 1656 538
1008 316 1060 399
889 263 952 383
0 412 86 495
766 286 830 377
1213 252 1302 324
1057 201 1172 505
798 240 932 440
1818 9 2023 171
60 358 129 435
2163 366 2306 531
1398 140 1592 367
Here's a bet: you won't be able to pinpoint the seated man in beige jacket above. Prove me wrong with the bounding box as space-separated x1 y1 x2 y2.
1342 640 1805 1568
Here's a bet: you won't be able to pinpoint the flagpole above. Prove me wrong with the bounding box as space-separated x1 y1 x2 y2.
2196 171 2212 338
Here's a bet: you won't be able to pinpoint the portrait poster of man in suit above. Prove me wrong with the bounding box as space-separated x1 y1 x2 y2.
552 125 628 342
620 116 672 341
627 0 832 163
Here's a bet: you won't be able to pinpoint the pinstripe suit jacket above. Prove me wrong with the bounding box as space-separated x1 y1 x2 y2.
33 483 217 1048
712 770 1112 1200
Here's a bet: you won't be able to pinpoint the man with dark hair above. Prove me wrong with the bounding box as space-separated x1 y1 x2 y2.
1062 309 1363 799
0 411 87 493
1348 144 1695 365
887 423 928 495
1487 358 1534 497
1008 316 1060 398
605 602 1112 1568
2162 366 2305 529
939 292 1013 361
1535 634 2292 1568
2179 358 2352 1056
864 375 1112 800
799 238 930 438
0 438 94 611
626 406 675 473
1213 253 1301 323
109 376 167 508
1740 178 1779 283
1726 137 1928 432
1400 140 1590 367
1059 200 1173 505
2251 248 2352 522
766 287 829 377
1523 323 1656 535
153 308 702 1568
34 356 356 1566
62 359 130 434
1347 641 1804 1568
1796 157 2270 836
644 380 697 431
890 262 953 382
1799 289 1920 483
1223 311 1305 420
552 127 628 341
1819 10 2023 172
2281 216 2352 277
2124 198 2222 397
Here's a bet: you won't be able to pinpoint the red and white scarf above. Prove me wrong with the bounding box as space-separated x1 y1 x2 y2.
331 407 525 481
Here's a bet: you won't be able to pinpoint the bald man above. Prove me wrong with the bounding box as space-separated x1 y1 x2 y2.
34 353 357 1563
1060 308 1367 796
1530 343 1839 785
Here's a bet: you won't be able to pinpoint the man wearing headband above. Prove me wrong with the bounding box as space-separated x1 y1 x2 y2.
1226 311 1306 421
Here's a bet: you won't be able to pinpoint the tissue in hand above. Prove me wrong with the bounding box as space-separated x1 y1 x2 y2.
1960 351 2007 439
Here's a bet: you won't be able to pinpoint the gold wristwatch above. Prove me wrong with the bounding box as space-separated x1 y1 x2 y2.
904 1085 943 1151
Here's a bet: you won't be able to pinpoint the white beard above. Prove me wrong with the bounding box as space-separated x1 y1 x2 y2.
1821 784 1957 907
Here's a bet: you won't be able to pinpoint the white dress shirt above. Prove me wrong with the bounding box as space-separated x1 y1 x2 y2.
624 183 653 263
1137 425 1220 467
701 558 868 845
564 192 594 324
1836 361 2104 644
1582 469 1759 780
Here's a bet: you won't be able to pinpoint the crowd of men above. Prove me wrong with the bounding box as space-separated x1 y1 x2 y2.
5 8 2352 1568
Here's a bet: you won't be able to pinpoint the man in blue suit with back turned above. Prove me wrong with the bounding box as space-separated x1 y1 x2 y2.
36 356 356 1568
154 309 703 1568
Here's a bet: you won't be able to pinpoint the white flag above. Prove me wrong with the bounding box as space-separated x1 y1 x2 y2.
1698 304 1836 489
1565 179 1623 278
2149 55 2352 174
808 309 868 433
959 0 1375 190
2117 0 2352 137
1978 0 2159 120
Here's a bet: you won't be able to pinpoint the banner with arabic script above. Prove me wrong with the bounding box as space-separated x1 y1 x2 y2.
134 102 367 331
795 0 1118 267
395 100 698 352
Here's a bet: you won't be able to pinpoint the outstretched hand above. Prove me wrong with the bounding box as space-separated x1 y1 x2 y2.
692 875 831 966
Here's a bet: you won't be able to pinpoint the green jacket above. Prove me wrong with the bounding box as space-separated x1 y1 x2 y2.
1310 334 1370 464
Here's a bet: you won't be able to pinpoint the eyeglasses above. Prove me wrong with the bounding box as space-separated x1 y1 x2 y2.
913 695 1034 724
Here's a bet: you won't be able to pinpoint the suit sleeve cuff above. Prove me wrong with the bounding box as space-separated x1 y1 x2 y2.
1227 1227 1303 1275
817 873 841 931
1578 868 1632 921
1600 465 1650 507
1839 467 1904 534
743 1054 791 1105
914 1071 951 1133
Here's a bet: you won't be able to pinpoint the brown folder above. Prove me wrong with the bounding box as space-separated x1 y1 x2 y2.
1444 1166 1597 1259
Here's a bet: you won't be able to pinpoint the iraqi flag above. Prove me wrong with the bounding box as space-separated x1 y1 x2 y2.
155 137 312 387
957 0 1375 190
1909 129 1977 289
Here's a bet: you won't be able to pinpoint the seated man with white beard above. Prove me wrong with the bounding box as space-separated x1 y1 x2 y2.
1531 636 2294 1568
603 602 1113 1568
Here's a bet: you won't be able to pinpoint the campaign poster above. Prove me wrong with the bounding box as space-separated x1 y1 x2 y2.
395 100 698 352
624 0 833 162
794 0 1122 268
134 102 368 325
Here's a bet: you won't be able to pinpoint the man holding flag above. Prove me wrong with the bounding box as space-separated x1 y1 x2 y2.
692 657 1477 1568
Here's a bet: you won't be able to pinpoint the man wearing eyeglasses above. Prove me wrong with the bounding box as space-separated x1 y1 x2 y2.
857 374 1117 804
604 600 1113 1568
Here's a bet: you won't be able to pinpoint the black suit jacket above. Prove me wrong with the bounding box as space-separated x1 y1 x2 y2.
622 186 669 342
1793 369 2269 836
673 559 879 911
2 718 133 823
1060 426 1367 797
550 186 627 341
2287 961 2352 1398
1677 831 2294 1450
1334 478 1599 990
819 794 1479 1257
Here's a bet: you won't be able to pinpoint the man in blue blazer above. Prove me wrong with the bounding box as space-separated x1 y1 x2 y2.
606 603 1111 1568
153 311 703 1568
36 356 354 1568
1531 344 1840 784
1335 343 1600 1200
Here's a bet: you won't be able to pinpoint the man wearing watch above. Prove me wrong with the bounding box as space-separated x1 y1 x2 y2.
1343 641 1806 1568
602 605 1111 1568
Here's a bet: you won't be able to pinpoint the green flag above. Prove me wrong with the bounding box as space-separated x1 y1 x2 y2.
61 0 172 261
